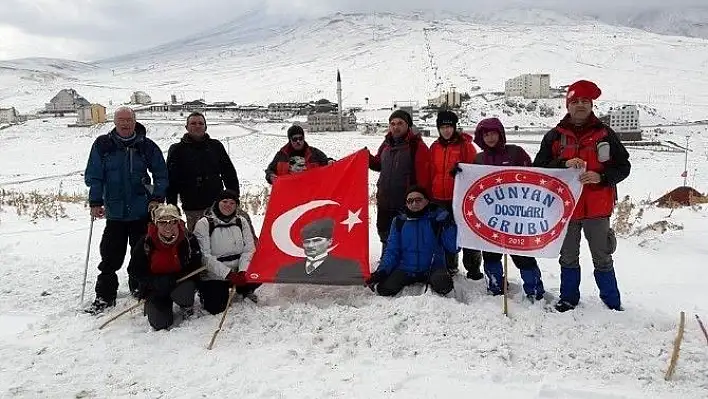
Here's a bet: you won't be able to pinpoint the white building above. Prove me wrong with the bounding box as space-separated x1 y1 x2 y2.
130 91 152 105
0 107 18 123
504 74 551 99
428 90 462 108
307 112 357 132
608 105 640 132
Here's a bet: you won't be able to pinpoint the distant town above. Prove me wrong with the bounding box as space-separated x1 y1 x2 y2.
0 72 644 141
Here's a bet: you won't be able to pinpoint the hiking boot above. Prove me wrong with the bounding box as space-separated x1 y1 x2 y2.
554 300 576 313
84 298 116 315
466 270 484 280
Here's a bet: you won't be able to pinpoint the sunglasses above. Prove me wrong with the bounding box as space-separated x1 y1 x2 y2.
290 136 305 143
406 197 425 205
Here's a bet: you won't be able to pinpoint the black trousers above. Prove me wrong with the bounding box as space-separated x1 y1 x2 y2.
376 207 398 254
481 251 538 270
376 268 453 297
144 280 196 331
95 219 148 302
445 249 482 272
198 280 261 315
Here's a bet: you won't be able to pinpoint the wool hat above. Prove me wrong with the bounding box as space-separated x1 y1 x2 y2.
436 110 458 129
287 124 305 139
216 189 240 204
405 185 429 201
566 80 602 106
153 204 181 223
389 110 413 127
301 218 335 239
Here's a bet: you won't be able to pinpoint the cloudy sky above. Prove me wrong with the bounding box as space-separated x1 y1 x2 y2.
0 0 702 61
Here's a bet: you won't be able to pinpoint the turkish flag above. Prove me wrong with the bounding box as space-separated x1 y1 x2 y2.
247 149 370 285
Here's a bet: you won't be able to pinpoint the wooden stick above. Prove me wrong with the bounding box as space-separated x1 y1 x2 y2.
207 287 238 350
98 300 144 330
696 314 708 346
502 254 509 317
97 266 206 330
664 311 686 381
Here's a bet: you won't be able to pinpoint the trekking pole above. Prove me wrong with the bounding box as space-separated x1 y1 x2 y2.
502 254 509 317
80 216 95 304
97 266 206 330
696 314 708 346
207 287 238 350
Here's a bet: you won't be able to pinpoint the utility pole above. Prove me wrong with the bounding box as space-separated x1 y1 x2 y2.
683 135 689 187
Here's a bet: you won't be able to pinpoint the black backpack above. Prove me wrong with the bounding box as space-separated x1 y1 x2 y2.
207 217 242 237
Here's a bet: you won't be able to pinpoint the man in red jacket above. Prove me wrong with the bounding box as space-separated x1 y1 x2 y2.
533 80 631 312
429 110 483 279
369 110 431 254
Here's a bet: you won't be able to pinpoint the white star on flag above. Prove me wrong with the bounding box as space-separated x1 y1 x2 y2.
467 194 476 202
479 184 485 190
492 233 499 239
466 211 474 217
495 177 503 183
474 223 481 228
535 237 542 244
564 200 571 206
551 230 557 235
340 209 362 232
557 187 565 193
539 179 547 185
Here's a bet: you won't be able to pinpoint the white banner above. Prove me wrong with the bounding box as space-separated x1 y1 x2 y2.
452 164 583 258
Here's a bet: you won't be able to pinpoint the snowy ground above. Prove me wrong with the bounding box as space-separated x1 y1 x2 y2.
1 118 708 398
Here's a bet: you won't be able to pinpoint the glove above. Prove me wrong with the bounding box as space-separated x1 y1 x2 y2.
226 271 247 287
365 271 385 292
449 162 463 177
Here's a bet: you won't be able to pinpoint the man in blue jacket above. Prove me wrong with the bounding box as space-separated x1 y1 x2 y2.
366 185 457 296
84 107 169 314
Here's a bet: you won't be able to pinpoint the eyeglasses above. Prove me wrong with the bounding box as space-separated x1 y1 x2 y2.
406 197 425 205
290 136 305 143
156 219 179 226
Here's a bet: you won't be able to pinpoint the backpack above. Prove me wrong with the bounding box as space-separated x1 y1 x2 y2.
207 217 242 237
96 134 154 192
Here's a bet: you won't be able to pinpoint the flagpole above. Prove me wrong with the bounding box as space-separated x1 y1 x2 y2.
502 253 509 317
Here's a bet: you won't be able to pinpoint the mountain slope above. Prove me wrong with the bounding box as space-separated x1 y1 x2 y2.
1 12 707 122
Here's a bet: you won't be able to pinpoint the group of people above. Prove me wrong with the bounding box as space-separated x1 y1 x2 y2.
83 78 630 330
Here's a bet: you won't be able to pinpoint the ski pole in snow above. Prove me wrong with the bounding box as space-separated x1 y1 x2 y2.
696 314 708 346
207 287 238 350
664 311 686 381
80 216 95 304
502 254 509 317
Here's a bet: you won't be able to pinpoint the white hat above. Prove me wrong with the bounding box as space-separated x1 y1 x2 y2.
152 204 181 222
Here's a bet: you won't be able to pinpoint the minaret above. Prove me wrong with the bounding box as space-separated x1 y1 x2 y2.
337 69 343 131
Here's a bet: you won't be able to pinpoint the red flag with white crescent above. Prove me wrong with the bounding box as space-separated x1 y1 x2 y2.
247 149 370 285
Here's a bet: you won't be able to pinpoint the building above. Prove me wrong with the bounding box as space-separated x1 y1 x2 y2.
182 100 207 112
0 107 18 123
600 105 642 141
428 90 462 108
44 89 90 113
76 104 107 126
267 102 310 120
392 101 420 126
307 112 356 132
504 74 551 99
130 91 152 105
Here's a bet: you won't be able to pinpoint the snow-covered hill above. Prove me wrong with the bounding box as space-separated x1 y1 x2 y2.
1 12 707 123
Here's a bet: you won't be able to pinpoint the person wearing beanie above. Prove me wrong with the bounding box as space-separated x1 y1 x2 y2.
264 124 333 184
365 185 457 297
429 110 483 280
533 79 631 313
368 110 432 255
193 189 260 311
471 118 547 301
127 204 203 330
166 111 241 232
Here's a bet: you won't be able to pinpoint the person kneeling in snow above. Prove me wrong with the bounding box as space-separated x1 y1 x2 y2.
366 186 457 296
193 189 259 314
128 204 202 331
468 118 546 301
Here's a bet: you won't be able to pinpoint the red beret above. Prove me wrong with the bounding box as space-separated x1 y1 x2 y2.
566 80 602 106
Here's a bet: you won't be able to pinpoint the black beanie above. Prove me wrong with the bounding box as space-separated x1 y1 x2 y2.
389 110 413 127
436 110 458 129
287 124 305 139
216 189 239 204
405 185 429 200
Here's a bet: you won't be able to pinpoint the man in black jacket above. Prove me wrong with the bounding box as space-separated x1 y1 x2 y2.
166 112 241 232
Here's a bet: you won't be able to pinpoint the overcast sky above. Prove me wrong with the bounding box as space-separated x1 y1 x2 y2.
0 0 703 61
